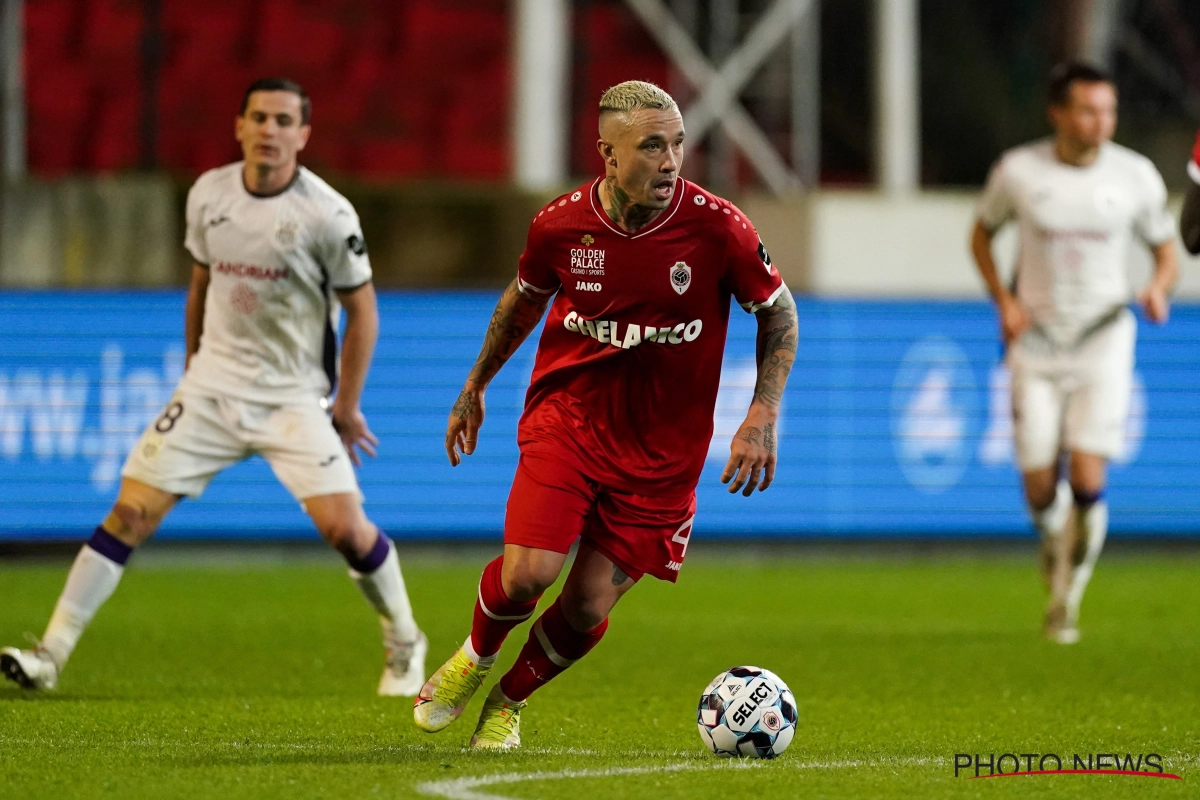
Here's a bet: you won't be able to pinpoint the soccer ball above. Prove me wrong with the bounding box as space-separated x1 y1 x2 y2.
696 666 797 758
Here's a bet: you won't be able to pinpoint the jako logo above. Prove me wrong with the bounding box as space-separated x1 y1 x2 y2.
0 344 183 491
576 281 602 292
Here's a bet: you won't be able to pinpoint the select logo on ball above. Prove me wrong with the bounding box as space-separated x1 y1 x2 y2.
697 666 797 759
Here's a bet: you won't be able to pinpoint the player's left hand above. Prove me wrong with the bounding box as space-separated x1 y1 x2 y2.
1139 283 1170 324
722 407 778 497
332 404 379 466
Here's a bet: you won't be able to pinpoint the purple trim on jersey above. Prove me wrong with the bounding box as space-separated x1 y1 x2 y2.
1072 488 1104 508
87 526 133 566
347 532 390 574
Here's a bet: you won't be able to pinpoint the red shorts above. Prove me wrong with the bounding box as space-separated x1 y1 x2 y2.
504 449 697 582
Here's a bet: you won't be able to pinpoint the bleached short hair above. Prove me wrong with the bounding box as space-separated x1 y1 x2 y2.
599 81 679 119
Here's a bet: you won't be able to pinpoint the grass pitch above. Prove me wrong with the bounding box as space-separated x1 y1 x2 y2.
1 544 1197 799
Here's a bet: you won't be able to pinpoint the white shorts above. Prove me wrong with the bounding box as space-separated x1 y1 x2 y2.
122 390 361 501
1008 309 1135 472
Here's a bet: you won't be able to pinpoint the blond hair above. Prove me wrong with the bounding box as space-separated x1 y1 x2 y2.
598 81 678 118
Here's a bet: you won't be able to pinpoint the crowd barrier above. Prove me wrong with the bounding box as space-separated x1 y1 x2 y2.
1 291 1197 540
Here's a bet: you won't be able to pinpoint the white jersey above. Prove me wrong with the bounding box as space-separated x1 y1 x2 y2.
180 162 372 403
977 139 1173 347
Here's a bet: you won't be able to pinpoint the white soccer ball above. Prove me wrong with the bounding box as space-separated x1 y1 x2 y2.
696 666 797 758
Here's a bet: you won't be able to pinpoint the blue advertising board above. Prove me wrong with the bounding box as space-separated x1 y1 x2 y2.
1 291 1198 540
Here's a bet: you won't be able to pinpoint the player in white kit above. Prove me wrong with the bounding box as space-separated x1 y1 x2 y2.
971 63 1177 644
2 78 427 693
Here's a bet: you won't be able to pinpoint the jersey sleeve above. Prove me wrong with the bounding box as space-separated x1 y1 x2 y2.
183 180 210 266
724 210 784 314
976 158 1015 232
322 204 373 290
1134 162 1175 247
516 219 561 296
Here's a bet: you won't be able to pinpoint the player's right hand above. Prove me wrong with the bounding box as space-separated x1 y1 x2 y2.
446 385 486 467
997 294 1030 344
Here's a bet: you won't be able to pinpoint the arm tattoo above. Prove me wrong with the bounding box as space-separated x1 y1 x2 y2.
612 563 630 586
467 278 550 387
752 288 799 409
762 422 776 455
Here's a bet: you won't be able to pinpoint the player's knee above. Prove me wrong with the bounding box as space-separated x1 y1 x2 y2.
559 591 610 632
107 503 163 544
1069 479 1105 504
1025 484 1056 512
501 560 556 602
316 519 365 557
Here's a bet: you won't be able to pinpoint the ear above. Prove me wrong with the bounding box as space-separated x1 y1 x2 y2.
596 138 616 168
297 124 312 152
235 115 245 143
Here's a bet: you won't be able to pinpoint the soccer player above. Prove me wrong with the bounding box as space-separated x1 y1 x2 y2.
2 78 426 694
970 63 1177 644
1179 127 1200 254
412 81 798 749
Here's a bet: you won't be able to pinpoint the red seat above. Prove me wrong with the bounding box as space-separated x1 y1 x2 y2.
25 0 82 69
354 138 425 178
79 0 143 65
89 90 141 170
161 1 254 80
255 0 346 70
27 63 92 174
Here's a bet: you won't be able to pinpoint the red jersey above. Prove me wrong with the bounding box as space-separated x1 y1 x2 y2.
515 177 785 496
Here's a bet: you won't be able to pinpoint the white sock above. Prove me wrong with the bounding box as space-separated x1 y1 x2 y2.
41 545 126 669
350 539 420 643
1030 480 1071 540
1066 499 1108 622
462 634 497 669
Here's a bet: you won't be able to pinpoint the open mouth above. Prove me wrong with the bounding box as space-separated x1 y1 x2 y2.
651 178 675 202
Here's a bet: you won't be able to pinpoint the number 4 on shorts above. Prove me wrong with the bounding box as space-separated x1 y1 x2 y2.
672 516 696 559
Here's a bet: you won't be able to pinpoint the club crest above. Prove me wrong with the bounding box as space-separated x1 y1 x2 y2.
670 262 692 295
275 220 298 248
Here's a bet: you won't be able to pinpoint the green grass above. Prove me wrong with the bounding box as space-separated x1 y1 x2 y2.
1 546 1197 799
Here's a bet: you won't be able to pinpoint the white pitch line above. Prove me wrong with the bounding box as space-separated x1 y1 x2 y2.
414 756 941 800
415 762 756 800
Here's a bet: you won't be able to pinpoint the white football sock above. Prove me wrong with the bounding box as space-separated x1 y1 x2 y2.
1029 480 1071 540
1065 499 1108 623
462 634 496 668
1030 481 1072 605
350 539 420 643
41 545 126 669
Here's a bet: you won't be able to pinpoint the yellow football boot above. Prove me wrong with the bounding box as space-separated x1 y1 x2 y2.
469 684 526 750
413 645 492 733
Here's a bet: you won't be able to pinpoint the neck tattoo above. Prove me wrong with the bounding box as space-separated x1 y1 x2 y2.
603 176 661 232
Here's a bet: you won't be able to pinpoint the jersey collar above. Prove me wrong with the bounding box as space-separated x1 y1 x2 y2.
242 164 301 199
588 177 686 239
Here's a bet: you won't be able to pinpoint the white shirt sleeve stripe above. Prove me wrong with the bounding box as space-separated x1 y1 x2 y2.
517 277 558 295
740 284 785 314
